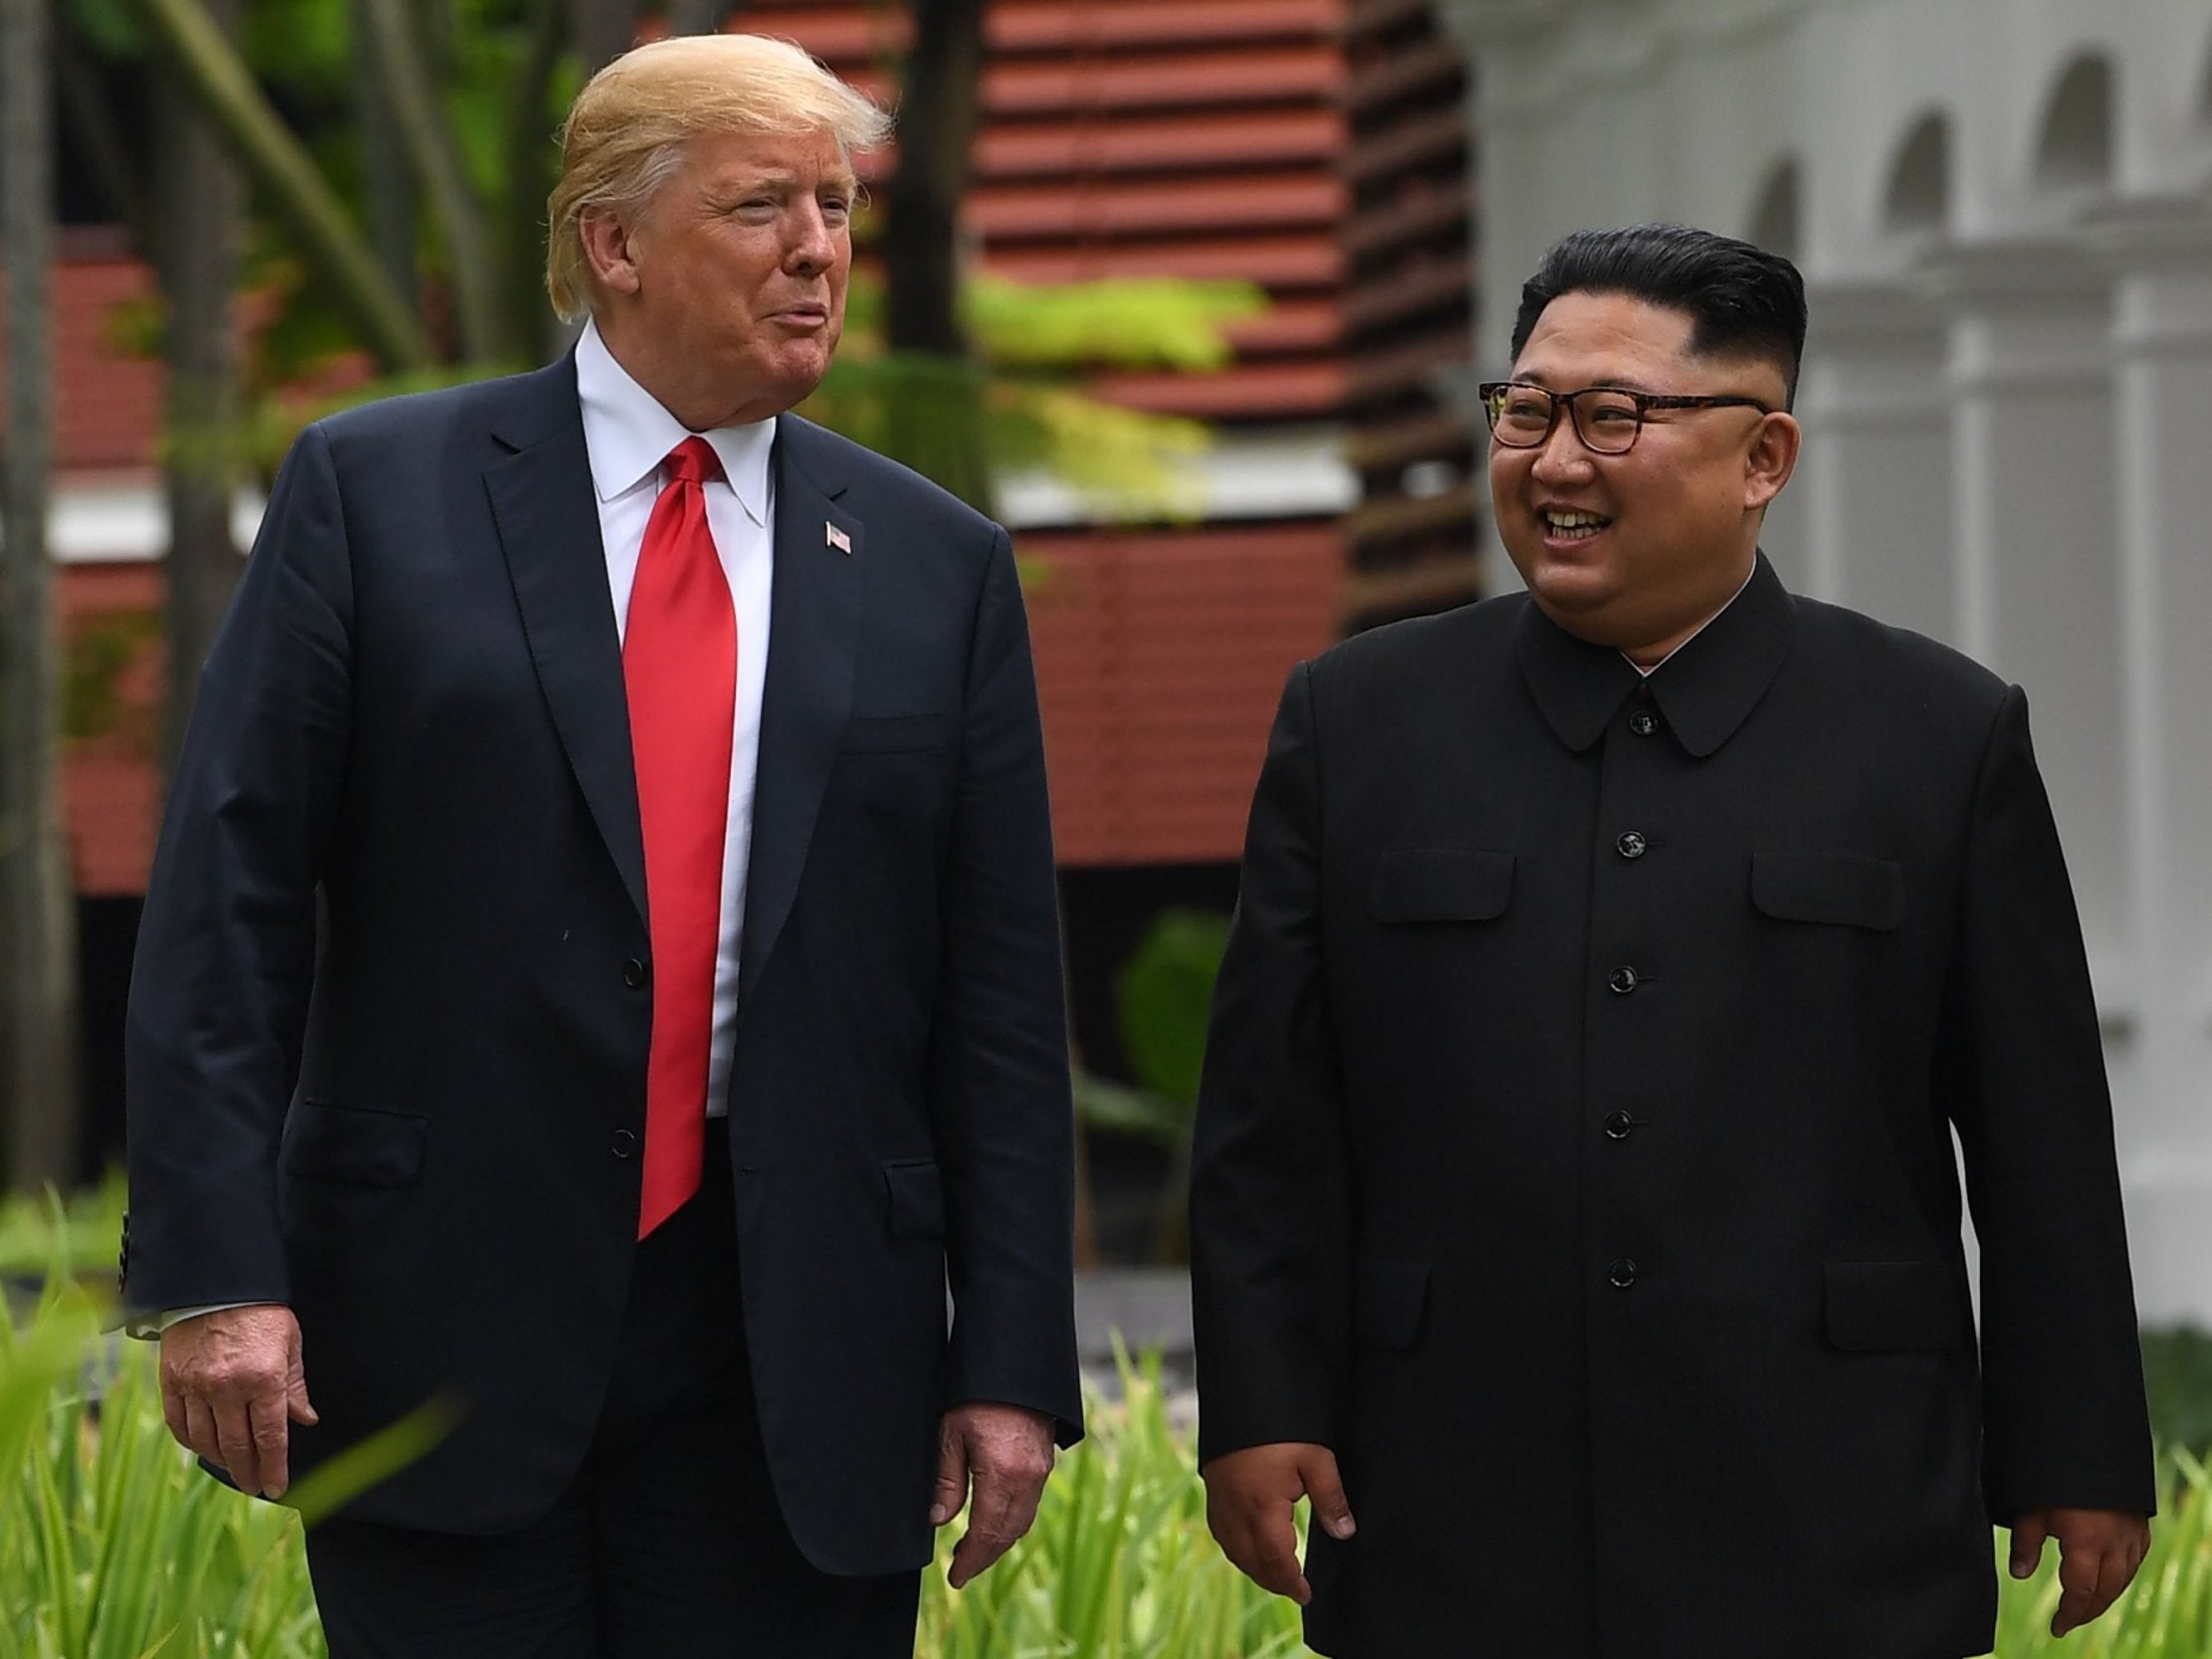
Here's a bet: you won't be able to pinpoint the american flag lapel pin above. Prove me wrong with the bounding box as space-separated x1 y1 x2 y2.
825 521 851 554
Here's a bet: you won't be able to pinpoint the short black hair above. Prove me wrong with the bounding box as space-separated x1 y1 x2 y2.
1508 224 1808 407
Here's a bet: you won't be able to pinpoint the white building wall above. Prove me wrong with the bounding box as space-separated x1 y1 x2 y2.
1440 0 2212 1324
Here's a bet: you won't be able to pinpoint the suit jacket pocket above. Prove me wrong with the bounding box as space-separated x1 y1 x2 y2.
1752 852 1905 931
1368 850 1514 924
1354 1257 1430 1348
1824 1259 1970 1351
281 1101 428 1189
842 714 948 754
883 1158 947 1239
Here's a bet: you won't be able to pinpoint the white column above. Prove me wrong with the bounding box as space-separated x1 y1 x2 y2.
1921 241 2130 996
1792 282 1954 631
2084 197 2212 1326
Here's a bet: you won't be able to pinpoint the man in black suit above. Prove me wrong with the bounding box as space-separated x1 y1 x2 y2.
1189 224 2154 1659
122 34 1080 1656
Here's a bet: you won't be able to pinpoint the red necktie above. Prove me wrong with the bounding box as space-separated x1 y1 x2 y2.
624 436 736 1238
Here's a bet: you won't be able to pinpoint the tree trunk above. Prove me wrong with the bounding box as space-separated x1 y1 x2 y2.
356 0 510 362
135 0 434 371
663 0 740 38
350 0 418 312
881 0 994 511
570 0 632 75
499 0 572 360
155 0 243 772
0 0 84 1190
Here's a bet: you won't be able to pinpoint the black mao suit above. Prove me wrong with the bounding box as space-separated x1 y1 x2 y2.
122 356 1082 1577
1191 555 2152 1659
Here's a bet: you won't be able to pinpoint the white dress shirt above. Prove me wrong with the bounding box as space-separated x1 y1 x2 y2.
575 318 775 1122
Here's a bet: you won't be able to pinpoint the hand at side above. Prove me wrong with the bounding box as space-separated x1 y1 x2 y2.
2010 1506 2151 1637
1202 1441 1356 1605
931 1400 1056 1588
158 1304 317 1499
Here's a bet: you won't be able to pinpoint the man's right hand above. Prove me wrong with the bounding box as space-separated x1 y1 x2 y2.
158 1304 317 1499
1201 1440 1356 1605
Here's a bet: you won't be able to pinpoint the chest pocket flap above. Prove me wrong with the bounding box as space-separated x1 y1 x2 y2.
1369 849 1514 924
1752 851 1904 931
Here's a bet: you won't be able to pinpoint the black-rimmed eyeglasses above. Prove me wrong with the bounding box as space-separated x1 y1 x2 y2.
1476 381 1775 456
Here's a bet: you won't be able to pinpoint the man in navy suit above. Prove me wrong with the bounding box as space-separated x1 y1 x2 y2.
123 34 1080 1656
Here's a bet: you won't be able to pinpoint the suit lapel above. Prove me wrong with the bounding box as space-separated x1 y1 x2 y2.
484 359 649 926
741 415 861 1002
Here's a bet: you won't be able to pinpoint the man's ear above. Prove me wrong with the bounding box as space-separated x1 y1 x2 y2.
578 205 643 299
1743 411 1802 512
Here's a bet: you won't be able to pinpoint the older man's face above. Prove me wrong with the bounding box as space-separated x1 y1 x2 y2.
1489 291 1793 664
620 125 854 428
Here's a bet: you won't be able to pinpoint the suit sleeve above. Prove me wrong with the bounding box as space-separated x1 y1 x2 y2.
1188 660 1353 1465
1946 684 2156 1520
929 524 1083 1443
121 421 354 1324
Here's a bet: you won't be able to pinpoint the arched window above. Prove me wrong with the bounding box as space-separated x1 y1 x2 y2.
1747 158 1802 261
1883 112 1950 235
2033 53 2115 189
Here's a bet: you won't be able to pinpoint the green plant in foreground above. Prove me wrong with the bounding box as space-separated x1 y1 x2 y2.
5 1261 2208 1657
0 1276 325 1658
916 1349 1304 1659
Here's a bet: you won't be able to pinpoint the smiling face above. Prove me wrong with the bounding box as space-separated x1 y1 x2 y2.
583 124 854 430
1489 291 1800 665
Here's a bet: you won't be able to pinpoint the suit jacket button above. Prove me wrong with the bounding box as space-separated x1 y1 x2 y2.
1603 1110 1637 1141
1629 708 1659 737
610 1129 638 1158
622 958 649 989
1617 830 1648 859
1608 1257 1639 1289
1607 965 1640 994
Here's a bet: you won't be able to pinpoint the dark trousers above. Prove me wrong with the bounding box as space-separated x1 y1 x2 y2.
305 1124 922 1658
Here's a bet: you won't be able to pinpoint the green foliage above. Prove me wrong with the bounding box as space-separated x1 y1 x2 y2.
2144 1326 2212 1462
3 1244 2211 1658
809 272 1265 520
917 1348 1304 1659
0 1275 328 1657
1981 1450 2212 1658
63 610 162 747
1071 1071 1192 1151
0 1247 452 1658
966 274 1261 373
1112 909 1230 1112
0 1178 122 1280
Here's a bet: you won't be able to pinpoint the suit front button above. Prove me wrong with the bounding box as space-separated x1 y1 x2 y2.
1607 965 1640 994
1608 1257 1639 1289
1628 708 1660 737
622 958 649 989
1603 1110 1636 1141
610 1129 638 1158
1617 830 1648 859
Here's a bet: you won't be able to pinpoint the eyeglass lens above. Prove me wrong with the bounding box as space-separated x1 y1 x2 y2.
1487 387 1645 454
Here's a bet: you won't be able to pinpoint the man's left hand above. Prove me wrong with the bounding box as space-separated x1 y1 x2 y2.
930 1401 1055 1588
2009 1506 2151 1637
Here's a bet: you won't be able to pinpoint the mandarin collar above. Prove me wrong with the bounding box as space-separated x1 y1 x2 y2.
1515 551 1796 756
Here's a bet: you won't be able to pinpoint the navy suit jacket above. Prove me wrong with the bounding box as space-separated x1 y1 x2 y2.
123 356 1082 1573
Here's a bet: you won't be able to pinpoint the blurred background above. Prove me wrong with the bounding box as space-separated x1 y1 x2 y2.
1 0 2206 1356
5 4 2211 1650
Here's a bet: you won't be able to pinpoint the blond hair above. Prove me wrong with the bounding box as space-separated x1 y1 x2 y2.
546 34 892 321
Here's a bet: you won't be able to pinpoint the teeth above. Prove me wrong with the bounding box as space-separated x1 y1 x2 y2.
1542 509 1609 538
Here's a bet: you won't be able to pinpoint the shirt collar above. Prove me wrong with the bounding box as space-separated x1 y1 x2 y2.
574 318 774 527
1516 551 1796 757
